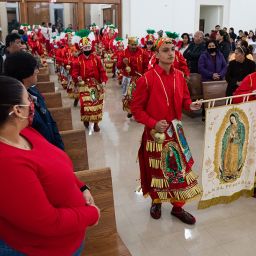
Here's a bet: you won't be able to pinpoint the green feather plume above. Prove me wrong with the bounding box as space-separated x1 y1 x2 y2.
165 31 179 39
146 29 155 35
75 29 90 38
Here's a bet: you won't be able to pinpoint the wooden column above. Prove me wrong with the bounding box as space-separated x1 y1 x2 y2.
19 0 28 24
77 1 85 30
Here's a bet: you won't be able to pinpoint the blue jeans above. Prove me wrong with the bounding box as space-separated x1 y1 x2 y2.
0 240 84 256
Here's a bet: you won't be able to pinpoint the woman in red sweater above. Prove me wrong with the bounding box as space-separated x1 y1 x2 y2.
0 76 100 256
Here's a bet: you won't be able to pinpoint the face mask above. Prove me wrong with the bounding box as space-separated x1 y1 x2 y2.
9 101 35 126
207 48 216 54
83 50 91 56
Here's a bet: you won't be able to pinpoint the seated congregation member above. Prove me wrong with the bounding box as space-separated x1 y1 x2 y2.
0 33 23 74
183 31 205 73
4 51 64 150
0 76 100 256
198 39 227 81
229 40 254 61
225 46 255 96
216 29 231 62
177 33 191 55
233 72 256 103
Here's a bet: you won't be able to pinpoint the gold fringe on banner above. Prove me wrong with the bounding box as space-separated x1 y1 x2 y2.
186 171 199 185
81 114 103 122
83 104 103 112
149 158 161 169
146 140 163 152
198 189 253 209
151 178 169 188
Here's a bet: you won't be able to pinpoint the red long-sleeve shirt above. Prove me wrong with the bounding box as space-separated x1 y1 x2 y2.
0 127 99 256
131 64 192 129
71 53 108 83
233 72 256 103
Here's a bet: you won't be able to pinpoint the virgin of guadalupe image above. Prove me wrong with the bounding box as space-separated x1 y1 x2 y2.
220 113 246 182
163 143 185 184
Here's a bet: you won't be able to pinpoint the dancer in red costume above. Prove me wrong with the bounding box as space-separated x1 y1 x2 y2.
117 37 144 118
71 30 108 132
131 35 202 224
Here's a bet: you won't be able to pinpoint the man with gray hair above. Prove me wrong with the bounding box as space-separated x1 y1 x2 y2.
183 31 205 73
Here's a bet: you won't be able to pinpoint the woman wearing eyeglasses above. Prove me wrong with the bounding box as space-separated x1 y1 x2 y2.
0 76 100 256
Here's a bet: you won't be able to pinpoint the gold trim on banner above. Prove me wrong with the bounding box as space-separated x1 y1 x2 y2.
146 140 163 152
151 178 169 188
198 189 253 209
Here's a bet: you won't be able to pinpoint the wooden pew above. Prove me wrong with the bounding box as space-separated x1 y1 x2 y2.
60 129 89 171
43 92 62 108
49 107 73 131
187 73 203 100
39 67 49 75
37 73 50 82
183 73 203 117
75 168 131 256
36 82 55 93
202 80 228 107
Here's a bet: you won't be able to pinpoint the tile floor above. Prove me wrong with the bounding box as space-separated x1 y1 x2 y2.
51 69 256 256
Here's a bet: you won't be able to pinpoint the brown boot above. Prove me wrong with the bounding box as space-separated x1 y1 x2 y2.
150 203 162 219
84 121 89 129
171 207 196 225
94 123 100 132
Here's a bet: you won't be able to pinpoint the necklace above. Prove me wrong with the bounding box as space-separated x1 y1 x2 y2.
0 135 30 150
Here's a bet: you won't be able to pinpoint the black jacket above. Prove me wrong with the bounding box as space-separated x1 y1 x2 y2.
218 41 231 62
183 42 206 73
225 59 256 96
28 85 65 150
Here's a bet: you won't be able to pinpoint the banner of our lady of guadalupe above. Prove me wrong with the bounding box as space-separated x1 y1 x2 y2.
198 101 256 209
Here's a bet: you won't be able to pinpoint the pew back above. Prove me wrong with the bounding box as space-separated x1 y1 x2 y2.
75 168 131 256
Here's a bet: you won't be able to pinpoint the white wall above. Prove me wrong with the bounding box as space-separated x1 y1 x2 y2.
195 0 230 31
229 0 256 33
0 2 8 40
124 0 232 39
129 0 196 38
122 0 131 38
200 5 223 34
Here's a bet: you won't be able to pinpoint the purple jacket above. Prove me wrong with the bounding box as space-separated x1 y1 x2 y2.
198 50 227 81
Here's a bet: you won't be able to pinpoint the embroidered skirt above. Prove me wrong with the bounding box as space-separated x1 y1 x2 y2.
138 120 202 203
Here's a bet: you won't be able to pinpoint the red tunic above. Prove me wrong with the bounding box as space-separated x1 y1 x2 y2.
131 64 201 203
0 127 99 256
29 40 44 56
233 72 256 103
131 64 192 128
72 53 108 83
117 47 144 77
71 53 108 122
143 49 155 73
